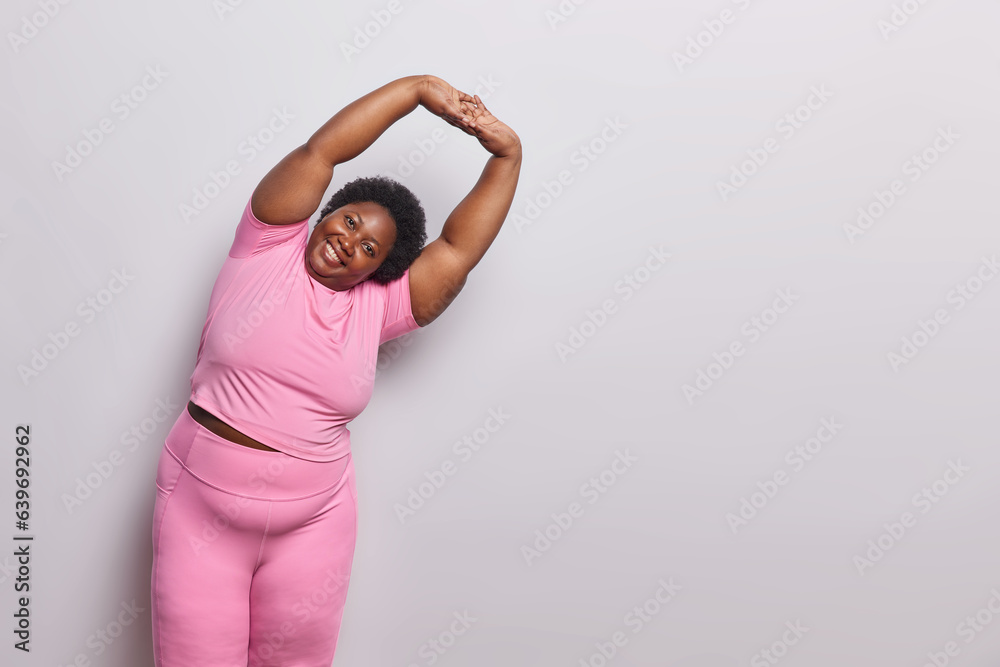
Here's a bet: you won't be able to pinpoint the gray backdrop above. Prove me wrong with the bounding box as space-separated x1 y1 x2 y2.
3 1 1000 666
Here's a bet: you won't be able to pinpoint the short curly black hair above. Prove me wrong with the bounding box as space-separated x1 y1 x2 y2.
315 175 427 284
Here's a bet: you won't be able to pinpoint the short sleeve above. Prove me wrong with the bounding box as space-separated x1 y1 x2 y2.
379 267 421 344
229 197 310 259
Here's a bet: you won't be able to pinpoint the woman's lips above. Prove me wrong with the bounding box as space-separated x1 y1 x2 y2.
323 240 344 266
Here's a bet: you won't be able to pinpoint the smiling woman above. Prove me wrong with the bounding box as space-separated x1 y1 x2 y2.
308 202 398 283
148 73 520 667
302 174 427 291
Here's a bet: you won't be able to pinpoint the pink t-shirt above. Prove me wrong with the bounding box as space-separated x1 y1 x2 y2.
188 196 421 462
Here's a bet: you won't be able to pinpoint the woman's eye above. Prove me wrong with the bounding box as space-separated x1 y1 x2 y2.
346 216 355 229
364 244 374 256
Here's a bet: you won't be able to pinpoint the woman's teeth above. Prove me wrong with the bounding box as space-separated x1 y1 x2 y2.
324 241 342 265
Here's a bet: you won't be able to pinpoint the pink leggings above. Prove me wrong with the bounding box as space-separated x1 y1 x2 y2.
150 407 357 666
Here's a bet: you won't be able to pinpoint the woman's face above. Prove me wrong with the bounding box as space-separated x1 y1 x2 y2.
304 201 397 291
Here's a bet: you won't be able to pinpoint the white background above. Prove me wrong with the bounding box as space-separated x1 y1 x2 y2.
3 1 1000 666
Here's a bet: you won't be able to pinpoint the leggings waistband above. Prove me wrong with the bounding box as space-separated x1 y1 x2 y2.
163 408 350 501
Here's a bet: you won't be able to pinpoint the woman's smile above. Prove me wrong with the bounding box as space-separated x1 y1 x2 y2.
305 202 398 290
323 240 345 267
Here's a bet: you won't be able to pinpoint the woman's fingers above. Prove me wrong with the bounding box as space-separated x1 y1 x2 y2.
448 88 473 114
440 89 516 156
457 101 477 122
443 108 478 135
455 102 477 128
474 94 495 118
437 90 502 140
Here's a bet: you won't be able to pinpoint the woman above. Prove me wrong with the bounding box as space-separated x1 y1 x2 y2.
150 74 521 666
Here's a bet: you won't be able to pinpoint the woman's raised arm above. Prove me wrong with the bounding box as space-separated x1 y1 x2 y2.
251 75 473 225
409 95 522 326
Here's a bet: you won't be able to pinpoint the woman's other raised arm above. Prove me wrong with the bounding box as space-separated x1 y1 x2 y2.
409 94 522 326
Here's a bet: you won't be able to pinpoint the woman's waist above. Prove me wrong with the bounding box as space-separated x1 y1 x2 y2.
186 386 356 456
187 401 279 451
165 406 351 499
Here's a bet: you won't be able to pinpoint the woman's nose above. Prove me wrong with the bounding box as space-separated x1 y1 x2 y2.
340 235 354 255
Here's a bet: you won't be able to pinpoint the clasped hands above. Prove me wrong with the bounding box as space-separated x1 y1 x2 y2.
419 75 521 159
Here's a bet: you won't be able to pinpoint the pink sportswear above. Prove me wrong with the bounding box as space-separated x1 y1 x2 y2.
188 196 420 462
